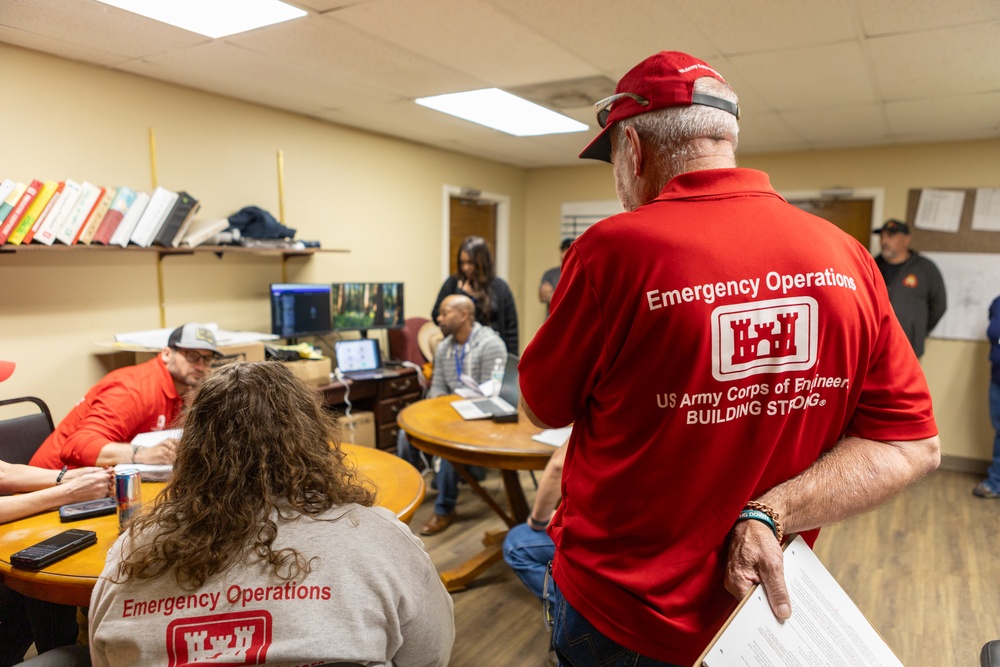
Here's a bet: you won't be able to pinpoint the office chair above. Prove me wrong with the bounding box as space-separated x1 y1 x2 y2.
983 640 1000 667
0 396 55 465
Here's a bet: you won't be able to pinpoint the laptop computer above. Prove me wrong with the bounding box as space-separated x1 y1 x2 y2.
334 339 398 380
451 353 520 422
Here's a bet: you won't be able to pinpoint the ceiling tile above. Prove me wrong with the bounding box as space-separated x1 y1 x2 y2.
226 13 483 98
886 92 1000 137
332 0 598 87
0 0 208 59
779 104 890 148
484 0 718 74
867 22 1000 100
737 111 809 154
728 42 878 111
115 42 397 113
857 0 1000 36
672 0 859 54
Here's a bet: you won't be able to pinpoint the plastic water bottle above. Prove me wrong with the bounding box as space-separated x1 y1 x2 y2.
491 358 504 397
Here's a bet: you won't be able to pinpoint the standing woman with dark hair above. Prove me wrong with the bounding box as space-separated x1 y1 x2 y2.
89 362 454 667
431 235 519 354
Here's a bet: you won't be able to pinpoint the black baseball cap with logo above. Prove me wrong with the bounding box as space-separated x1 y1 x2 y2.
874 219 910 235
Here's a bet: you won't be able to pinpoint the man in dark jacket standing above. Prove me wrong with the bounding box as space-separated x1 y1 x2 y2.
874 219 947 358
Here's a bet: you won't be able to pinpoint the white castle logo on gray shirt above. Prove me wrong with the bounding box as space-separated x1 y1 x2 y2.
185 625 255 662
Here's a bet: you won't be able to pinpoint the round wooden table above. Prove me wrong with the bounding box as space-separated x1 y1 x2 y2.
0 444 424 607
397 395 555 591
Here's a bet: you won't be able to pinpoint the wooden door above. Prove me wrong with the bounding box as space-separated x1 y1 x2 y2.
448 196 497 275
788 198 873 247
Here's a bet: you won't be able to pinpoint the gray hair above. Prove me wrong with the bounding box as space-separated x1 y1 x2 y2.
613 77 740 177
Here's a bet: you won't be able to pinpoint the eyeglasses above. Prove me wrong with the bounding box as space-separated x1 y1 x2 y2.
594 92 649 128
174 348 215 366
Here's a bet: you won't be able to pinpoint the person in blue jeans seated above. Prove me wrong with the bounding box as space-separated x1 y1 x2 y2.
398 294 507 536
502 444 566 599
974 295 1000 499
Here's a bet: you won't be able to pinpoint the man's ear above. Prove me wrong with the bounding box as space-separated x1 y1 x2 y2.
623 125 644 177
160 348 171 363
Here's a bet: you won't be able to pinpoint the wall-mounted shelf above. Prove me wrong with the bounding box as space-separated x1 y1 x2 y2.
0 244 349 257
2 244 350 326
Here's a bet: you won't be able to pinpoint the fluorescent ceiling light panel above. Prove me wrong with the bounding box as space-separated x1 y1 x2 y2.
416 89 588 137
95 0 306 38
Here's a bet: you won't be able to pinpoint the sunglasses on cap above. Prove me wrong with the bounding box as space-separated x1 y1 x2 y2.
594 92 649 129
594 90 741 129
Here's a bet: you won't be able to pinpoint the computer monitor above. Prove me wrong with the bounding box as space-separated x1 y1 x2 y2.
269 283 334 339
331 282 404 332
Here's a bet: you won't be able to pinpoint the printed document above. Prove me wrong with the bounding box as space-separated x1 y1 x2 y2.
699 535 902 667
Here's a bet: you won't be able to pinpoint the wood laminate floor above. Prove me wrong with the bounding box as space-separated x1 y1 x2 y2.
414 468 999 667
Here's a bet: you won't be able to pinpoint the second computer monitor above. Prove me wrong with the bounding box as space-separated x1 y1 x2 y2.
331 282 404 331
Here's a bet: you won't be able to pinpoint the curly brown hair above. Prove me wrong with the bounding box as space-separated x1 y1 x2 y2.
115 361 376 589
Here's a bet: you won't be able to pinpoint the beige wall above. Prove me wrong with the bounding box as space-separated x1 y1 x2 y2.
2 42 994 466
0 44 525 421
521 142 1000 465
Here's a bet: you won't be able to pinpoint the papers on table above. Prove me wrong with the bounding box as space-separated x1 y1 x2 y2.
116 429 181 482
699 535 902 666
531 426 572 447
113 323 277 349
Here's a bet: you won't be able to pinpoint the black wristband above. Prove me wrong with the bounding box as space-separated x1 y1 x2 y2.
527 515 550 530
55 466 68 485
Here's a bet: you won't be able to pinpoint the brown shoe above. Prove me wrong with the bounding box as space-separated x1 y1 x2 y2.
420 511 456 536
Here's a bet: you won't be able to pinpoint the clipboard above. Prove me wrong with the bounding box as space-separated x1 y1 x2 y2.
694 535 902 667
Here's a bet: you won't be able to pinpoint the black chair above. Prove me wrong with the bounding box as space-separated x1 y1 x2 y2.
983 640 1000 667
0 396 55 465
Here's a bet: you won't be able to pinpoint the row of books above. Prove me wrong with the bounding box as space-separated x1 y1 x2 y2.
0 179 230 249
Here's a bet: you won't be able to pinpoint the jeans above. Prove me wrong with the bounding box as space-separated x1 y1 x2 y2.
553 594 683 667
396 431 458 515
986 382 1000 490
502 523 555 600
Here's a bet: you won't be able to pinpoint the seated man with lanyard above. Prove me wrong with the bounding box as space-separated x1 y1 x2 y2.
398 294 507 536
30 324 221 470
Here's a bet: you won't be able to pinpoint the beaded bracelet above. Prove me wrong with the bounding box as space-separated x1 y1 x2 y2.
743 500 784 542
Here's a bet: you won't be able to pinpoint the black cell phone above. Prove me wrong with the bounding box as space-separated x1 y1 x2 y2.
59 497 117 522
10 529 98 570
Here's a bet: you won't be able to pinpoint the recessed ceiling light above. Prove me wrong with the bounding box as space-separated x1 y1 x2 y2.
416 89 588 137
95 0 307 39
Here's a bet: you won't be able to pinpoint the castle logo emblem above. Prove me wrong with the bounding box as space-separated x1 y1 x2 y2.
711 297 819 381
166 611 271 665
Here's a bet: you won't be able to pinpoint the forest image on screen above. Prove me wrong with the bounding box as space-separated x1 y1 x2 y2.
333 283 404 330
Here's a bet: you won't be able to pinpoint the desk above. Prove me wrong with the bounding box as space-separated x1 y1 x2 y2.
319 367 421 450
0 444 424 607
397 395 554 591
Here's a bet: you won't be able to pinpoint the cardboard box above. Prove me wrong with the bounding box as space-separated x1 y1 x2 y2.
134 342 265 368
337 411 375 448
283 357 332 387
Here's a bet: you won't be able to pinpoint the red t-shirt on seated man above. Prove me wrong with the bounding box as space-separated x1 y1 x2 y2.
30 324 221 469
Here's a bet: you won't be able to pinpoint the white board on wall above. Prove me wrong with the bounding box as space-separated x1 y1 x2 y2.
923 251 1000 342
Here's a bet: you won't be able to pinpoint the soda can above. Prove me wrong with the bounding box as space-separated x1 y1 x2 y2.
115 468 143 531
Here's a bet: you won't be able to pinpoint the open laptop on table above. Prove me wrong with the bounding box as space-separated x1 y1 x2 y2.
334 339 399 380
451 353 520 422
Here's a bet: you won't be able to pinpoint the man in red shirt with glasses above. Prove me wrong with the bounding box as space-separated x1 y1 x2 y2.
30 323 221 469
519 51 940 666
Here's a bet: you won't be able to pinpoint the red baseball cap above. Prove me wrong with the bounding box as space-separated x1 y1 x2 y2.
579 51 739 163
0 361 14 383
